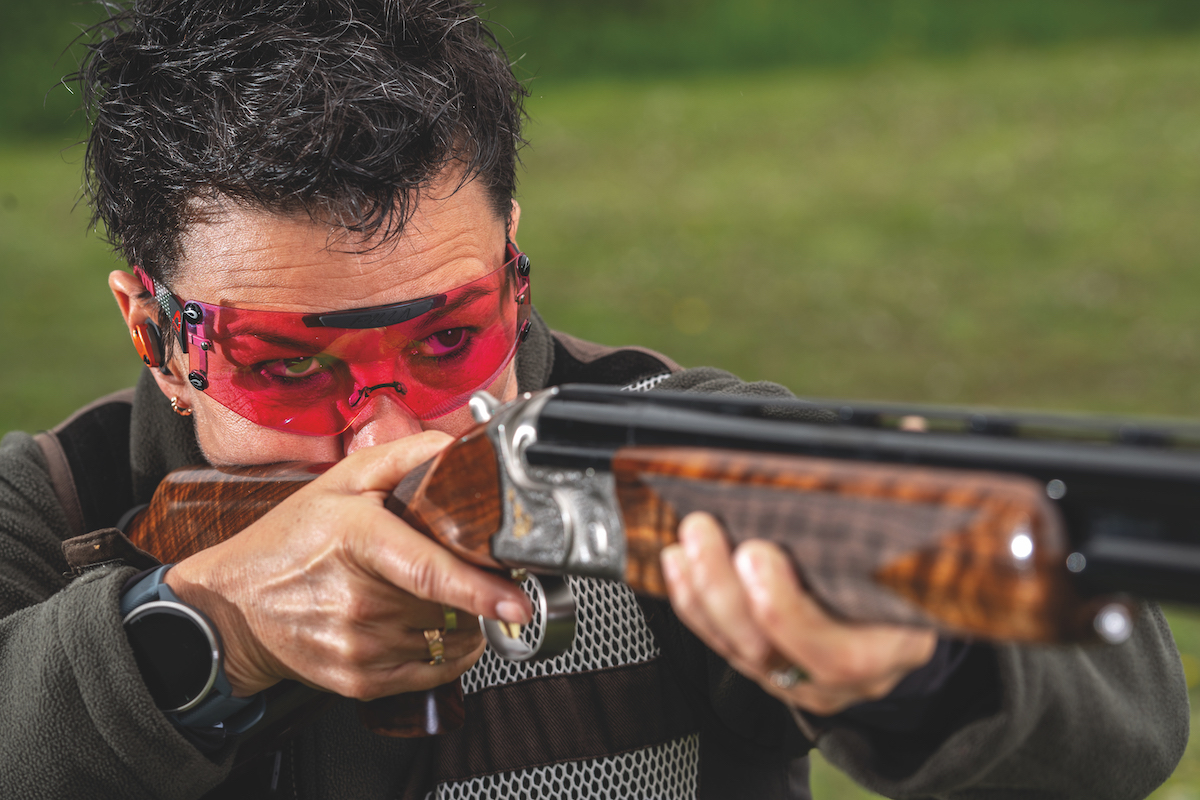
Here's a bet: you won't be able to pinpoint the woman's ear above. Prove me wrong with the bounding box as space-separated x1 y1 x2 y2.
109 270 188 398
507 199 521 244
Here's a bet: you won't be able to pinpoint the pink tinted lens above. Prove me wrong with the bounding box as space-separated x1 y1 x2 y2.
181 256 530 435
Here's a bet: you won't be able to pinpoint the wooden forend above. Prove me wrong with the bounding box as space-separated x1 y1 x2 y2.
613 446 1113 643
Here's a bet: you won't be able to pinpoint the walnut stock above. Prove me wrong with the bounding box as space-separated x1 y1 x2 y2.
125 440 506 742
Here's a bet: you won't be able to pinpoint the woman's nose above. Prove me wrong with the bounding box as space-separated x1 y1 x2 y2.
343 392 424 455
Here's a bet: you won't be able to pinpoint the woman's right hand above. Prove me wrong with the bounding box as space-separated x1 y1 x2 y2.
163 430 532 699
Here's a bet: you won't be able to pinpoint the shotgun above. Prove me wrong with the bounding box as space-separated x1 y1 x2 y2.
126 384 1200 743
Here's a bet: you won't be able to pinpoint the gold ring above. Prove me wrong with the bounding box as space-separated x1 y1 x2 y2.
442 605 458 632
424 628 445 665
769 664 809 690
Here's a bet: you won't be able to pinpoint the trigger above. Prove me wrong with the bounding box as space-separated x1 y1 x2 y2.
479 574 576 662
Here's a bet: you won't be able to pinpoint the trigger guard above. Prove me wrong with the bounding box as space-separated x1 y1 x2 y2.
479 574 576 662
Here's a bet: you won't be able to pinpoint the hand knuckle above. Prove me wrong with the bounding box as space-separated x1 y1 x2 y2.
801 695 842 716
740 639 773 666
828 646 886 687
342 595 378 626
859 680 897 703
335 672 377 701
753 602 787 630
326 633 368 666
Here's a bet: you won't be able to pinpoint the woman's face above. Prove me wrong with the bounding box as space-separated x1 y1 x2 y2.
112 177 522 466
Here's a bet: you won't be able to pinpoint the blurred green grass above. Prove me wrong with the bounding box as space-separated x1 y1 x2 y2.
487 0 1200 83
516 39 1200 415
0 142 135 429
3 33 1200 799
8 0 1200 140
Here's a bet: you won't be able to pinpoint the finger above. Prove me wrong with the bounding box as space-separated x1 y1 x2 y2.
314 431 532 626
734 540 828 653
736 539 873 686
383 637 488 695
662 533 739 659
437 628 485 661
732 542 882 712
735 541 936 695
356 522 531 626
334 623 484 673
681 513 772 662
673 513 773 665
331 637 488 700
385 627 484 666
661 543 716 643
388 598 468 632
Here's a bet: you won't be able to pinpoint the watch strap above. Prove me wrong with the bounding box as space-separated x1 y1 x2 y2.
121 565 266 733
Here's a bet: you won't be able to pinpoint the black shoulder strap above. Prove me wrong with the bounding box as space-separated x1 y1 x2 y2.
34 389 136 538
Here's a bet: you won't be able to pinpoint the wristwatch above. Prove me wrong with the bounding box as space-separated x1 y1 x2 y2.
120 564 265 732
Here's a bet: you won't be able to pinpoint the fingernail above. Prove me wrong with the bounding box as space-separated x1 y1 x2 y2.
735 547 765 582
661 545 683 583
496 599 531 625
679 515 706 557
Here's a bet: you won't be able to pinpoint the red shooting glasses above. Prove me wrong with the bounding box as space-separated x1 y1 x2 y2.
135 243 532 436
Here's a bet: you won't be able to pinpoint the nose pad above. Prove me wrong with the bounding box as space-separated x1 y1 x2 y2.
348 381 408 408
343 389 423 452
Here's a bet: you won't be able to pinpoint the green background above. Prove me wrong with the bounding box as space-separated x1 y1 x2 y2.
2 2 1199 796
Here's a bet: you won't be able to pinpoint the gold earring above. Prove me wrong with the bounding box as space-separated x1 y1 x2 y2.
170 396 193 417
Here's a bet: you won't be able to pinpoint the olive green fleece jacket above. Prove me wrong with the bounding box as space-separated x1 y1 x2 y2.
0 312 1189 798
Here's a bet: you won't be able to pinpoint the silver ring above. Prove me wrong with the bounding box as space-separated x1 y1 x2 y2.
769 665 809 690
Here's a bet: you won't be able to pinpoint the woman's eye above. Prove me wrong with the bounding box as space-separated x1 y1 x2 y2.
424 328 467 355
264 356 324 378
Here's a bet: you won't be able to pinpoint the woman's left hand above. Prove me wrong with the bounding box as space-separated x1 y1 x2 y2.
660 512 938 716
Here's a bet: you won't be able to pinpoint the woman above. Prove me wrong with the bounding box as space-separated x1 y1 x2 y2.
0 0 1186 797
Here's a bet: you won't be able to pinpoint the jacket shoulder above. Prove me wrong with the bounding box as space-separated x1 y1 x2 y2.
547 330 680 388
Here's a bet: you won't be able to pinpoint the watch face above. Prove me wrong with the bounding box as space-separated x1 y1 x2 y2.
125 603 217 712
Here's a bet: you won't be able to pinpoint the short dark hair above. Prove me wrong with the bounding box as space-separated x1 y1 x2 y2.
79 0 527 287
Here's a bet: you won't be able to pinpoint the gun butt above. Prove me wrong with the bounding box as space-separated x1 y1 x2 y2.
127 459 473 744
126 462 326 560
